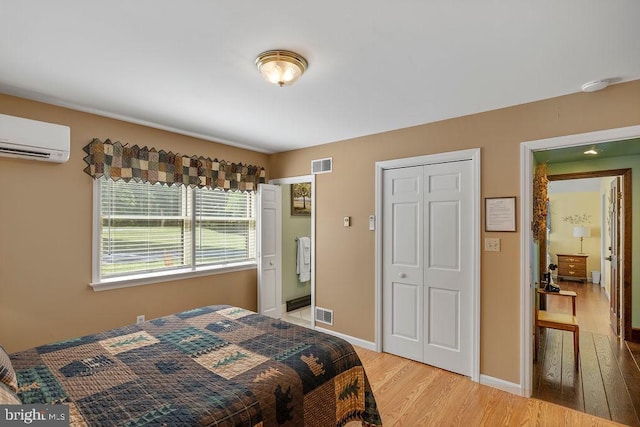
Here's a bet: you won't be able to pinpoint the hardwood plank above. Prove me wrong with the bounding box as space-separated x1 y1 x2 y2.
353 347 625 427
628 340 640 369
533 326 548 396
593 333 640 426
379 365 445 423
580 331 611 420
619 340 640 421
452 382 499 426
398 371 467 426
618 340 640 417
561 328 584 411
537 328 563 401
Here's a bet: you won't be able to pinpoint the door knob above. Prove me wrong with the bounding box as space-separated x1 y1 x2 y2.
269 261 274 266
398 273 406 278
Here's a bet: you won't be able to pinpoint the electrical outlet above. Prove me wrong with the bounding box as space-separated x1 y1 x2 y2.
484 237 500 252
136 315 145 324
343 216 350 227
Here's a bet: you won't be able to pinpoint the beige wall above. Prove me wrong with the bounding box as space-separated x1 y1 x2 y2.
270 80 640 383
281 183 312 304
548 191 601 274
0 93 269 353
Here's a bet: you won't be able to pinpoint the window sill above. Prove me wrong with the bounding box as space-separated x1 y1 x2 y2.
90 261 257 292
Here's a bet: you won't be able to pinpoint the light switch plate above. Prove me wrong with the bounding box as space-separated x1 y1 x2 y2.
484 237 500 252
343 216 350 227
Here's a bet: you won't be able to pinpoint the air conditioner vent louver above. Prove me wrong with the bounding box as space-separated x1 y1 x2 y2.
311 157 332 174
0 146 51 159
315 307 333 325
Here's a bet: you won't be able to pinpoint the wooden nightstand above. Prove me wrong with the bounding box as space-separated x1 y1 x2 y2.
556 254 588 282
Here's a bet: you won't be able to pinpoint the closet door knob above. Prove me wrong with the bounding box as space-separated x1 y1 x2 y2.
398 273 406 278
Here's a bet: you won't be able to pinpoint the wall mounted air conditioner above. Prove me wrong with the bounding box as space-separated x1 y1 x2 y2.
0 113 70 163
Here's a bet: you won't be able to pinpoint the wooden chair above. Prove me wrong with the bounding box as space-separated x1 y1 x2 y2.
535 288 579 367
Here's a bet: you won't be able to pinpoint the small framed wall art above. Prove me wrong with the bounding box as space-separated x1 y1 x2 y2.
485 196 516 232
291 183 312 216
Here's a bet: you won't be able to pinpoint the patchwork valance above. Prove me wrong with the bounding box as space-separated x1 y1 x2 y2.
82 138 265 192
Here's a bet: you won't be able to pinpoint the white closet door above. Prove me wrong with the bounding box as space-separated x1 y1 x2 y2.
382 160 473 377
382 166 424 361
423 160 473 376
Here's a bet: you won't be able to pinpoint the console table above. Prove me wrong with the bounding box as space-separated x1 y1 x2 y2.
556 254 588 282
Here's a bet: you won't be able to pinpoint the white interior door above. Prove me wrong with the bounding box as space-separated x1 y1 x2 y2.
382 160 473 376
423 160 473 376
382 166 424 361
257 183 282 318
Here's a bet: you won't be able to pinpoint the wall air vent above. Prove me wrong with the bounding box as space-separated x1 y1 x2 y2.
315 306 333 325
311 157 332 174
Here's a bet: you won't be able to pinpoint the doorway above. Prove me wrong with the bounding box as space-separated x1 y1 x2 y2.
531 172 639 423
263 175 315 328
520 125 640 397
542 172 629 337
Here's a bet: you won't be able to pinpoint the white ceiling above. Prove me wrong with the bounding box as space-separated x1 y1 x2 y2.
1 1 639 154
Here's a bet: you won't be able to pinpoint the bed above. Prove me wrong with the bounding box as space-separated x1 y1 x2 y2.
2 305 382 426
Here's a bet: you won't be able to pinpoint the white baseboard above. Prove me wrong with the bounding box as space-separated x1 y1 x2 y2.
479 374 522 395
314 326 377 351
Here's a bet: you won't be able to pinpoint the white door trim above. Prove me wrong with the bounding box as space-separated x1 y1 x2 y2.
519 124 640 397
375 148 481 382
269 175 316 329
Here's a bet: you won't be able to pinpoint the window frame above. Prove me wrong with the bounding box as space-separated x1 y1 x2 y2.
91 179 257 291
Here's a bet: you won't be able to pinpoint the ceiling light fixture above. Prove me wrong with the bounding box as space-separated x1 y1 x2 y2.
255 50 308 87
581 79 609 93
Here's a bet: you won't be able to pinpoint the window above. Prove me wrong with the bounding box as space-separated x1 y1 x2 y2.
94 179 256 286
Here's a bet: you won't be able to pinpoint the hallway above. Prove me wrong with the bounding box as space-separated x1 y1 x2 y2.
533 280 640 426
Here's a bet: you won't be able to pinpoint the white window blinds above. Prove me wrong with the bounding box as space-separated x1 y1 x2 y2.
98 179 256 280
195 189 256 265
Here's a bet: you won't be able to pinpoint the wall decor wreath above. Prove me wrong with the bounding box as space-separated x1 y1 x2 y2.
532 163 548 243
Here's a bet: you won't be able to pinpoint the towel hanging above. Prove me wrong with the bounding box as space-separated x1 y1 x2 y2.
296 237 311 283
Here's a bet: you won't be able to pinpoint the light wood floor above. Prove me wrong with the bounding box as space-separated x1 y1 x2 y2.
353 346 625 426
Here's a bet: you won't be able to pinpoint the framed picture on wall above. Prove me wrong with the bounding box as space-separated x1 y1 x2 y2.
485 196 517 232
291 183 311 216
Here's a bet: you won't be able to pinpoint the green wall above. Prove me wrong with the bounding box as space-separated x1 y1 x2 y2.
280 184 312 305
548 154 640 327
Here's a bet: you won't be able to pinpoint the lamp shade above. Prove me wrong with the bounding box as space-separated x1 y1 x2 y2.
573 226 591 238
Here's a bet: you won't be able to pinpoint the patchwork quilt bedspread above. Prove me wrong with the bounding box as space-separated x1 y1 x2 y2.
9 305 382 426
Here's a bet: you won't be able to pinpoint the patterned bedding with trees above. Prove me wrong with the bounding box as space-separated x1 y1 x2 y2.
9 305 382 426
